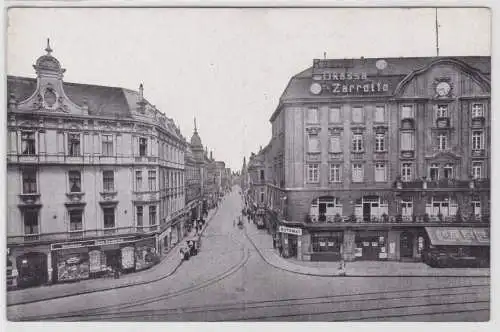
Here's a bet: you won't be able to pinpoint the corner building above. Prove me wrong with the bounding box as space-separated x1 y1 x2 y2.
262 56 490 262
7 45 190 287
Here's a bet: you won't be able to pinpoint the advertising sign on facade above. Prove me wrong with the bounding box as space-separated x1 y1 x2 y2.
278 226 302 236
89 250 101 273
426 227 490 246
121 246 135 269
57 252 90 282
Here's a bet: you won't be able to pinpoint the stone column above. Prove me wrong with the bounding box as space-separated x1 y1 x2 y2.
343 229 356 262
46 251 53 284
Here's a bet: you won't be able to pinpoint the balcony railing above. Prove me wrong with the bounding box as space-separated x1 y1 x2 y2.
7 225 159 245
306 214 489 225
398 179 490 190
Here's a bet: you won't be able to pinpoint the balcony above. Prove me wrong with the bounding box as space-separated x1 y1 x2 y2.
397 178 490 190
471 149 485 158
7 226 160 245
305 213 489 226
436 117 451 129
471 116 485 128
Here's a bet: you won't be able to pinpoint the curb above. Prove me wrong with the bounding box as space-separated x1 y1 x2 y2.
244 229 490 278
7 206 221 307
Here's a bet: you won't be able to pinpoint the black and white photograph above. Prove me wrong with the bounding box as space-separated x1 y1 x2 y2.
3 1 495 326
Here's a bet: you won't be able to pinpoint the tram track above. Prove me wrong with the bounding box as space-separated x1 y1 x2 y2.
16 227 252 321
36 283 489 321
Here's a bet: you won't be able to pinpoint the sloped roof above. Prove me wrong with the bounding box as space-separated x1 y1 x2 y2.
272 56 491 120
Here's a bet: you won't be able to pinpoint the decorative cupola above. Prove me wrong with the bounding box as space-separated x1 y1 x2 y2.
17 39 88 115
137 83 146 113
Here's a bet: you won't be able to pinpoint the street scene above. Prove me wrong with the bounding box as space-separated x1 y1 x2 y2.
5 6 491 323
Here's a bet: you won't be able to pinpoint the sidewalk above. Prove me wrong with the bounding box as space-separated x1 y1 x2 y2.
7 207 219 306
245 226 490 278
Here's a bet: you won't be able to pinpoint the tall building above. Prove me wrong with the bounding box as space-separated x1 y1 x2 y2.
7 42 189 287
252 56 490 262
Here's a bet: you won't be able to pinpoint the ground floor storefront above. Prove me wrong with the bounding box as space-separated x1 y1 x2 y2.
276 223 489 265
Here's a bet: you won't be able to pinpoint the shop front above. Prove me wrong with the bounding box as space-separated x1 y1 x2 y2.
310 231 344 261
16 251 49 288
354 230 388 261
53 247 90 283
422 227 489 268
135 237 157 271
278 225 302 258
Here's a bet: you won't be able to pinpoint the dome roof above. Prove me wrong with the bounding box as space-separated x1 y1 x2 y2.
190 131 203 147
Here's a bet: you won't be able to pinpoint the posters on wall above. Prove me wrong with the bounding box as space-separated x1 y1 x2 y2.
121 246 135 269
89 250 102 273
135 238 156 271
57 251 90 282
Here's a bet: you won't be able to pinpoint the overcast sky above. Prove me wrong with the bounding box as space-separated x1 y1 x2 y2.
7 7 490 170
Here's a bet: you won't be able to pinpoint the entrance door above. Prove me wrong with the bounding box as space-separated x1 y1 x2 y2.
363 203 371 222
16 252 48 288
289 236 298 258
400 232 414 259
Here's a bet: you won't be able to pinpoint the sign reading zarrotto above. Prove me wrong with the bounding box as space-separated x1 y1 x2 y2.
278 225 303 236
310 71 390 95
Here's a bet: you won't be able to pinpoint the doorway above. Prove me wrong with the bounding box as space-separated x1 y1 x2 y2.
400 232 414 259
16 252 48 288
319 203 327 222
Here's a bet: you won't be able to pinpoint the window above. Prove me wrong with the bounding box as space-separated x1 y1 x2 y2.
136 206 143 226
260 170 265 181
430 163 439 181
22 168 37 193
21 132 36 155
103 170 114 192
401 105 414 119
472 104 484 118
312 232 343 252
139 137 148 156
307 164 320 183
68 171 82 192
436 104 448 118
401 199 413 216
375 133 385 152
24 209 39 235
148 170 157 191
437 134 448 151
329 107 340 123
135 170 143 191
329 164 341 183
102 135 113 156
352 134 363 152
400 132 414 151
329 135 341 153
472 162 483 179
443 164 454 179
374 163 386 182
307 108 318 123
69 210 83 231
260 189 265 203
352 107 363 123
472 131 484 150
401 163 412 182
374 106 385 122
149 206 157 225
308 135 320 153
352 164 364 182
68 133 81 156
103 208 115 229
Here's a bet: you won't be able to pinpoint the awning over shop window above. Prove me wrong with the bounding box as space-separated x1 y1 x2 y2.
425 227 489 246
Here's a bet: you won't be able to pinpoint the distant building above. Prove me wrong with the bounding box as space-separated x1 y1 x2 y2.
249 56 490 263
7 42 189 287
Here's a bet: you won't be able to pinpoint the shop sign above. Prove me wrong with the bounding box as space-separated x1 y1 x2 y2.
95 238 127 246
379 252 387 259
278 226 302 236
310 71 391 96
121 247 135 269
355 248 363 257
427 227 490 245
89 250 101 273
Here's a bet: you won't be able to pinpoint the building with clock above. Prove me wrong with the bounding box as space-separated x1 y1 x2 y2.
6 42 193 288
251 56 490 263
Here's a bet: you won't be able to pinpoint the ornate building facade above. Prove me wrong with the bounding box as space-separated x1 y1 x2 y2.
6 43 190 287
250 56 490 263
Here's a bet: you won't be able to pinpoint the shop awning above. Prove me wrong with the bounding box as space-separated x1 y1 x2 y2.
424 227 489 246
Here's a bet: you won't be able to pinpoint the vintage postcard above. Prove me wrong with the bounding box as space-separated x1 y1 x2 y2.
4 2 493 325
